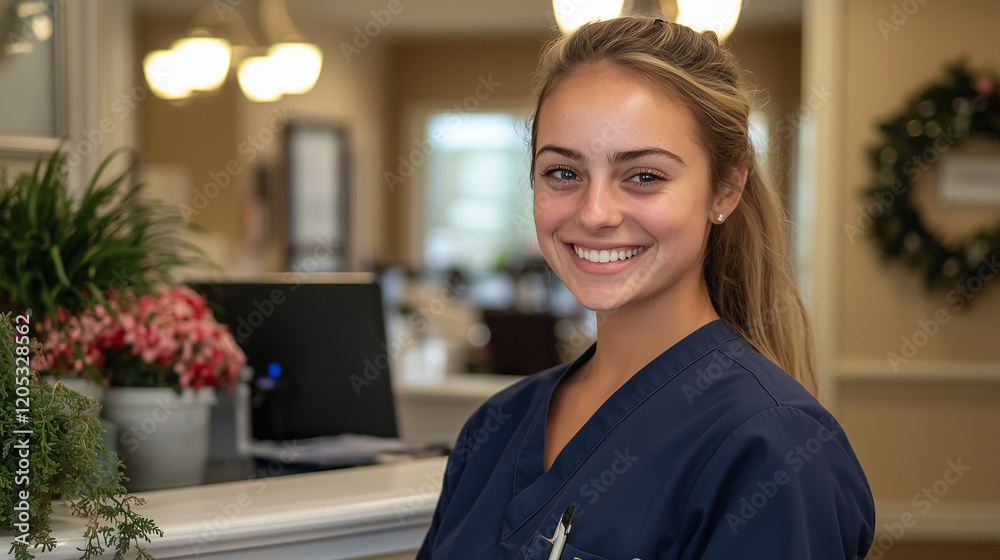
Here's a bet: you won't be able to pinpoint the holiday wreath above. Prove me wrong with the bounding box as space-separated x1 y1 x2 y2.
851 63 1000 303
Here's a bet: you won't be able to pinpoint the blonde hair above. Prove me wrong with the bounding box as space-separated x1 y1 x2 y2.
528 16 817 394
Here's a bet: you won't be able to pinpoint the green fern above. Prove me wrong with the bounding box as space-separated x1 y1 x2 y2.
1 312 163 560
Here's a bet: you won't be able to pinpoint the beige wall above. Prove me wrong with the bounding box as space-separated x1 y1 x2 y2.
823 1 1000 557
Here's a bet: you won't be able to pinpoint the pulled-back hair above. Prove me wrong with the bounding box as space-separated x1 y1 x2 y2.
529 16 817 394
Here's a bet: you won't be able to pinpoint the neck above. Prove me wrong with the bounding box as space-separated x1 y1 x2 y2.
582 275 718 390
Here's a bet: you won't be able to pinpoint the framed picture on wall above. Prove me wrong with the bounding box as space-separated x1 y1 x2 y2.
286 123 351 272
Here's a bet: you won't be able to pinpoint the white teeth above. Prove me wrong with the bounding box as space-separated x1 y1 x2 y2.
573 244 645 263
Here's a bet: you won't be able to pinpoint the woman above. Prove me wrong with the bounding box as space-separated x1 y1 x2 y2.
416 16 874 560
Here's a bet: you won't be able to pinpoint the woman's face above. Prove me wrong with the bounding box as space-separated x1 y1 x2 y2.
532 66 736 313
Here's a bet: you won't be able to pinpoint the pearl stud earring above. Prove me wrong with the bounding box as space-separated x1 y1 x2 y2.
715 213 726 223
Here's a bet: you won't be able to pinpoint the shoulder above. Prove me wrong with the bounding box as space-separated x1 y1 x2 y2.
676 330 832 438
668 327 872 503
460 361 568 433
671 334 874 557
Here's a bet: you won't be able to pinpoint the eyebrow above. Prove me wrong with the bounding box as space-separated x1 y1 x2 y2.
535 145 687 166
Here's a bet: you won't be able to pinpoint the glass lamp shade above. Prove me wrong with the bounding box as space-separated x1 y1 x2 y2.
172 37 232 91
143 36 231 100
237 55 284 102
268 42 323 95
143 49 191 100
552 0 625 34
675 0 742 40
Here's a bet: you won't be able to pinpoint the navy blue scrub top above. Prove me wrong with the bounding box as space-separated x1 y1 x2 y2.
416 320 875 560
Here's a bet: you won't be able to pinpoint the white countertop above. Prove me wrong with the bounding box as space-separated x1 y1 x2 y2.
394 372 521 400
3 457 447 560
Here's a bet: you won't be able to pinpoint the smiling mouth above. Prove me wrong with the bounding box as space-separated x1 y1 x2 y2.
571 244 647 263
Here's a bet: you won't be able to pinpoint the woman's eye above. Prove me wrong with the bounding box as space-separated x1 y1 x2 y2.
544 168 579 182
628 170 666 184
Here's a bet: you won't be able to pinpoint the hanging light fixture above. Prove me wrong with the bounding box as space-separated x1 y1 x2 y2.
552 0 626 34
142 0 323 103
143 34 232 101
675 0 742 40
236 41 323 102
268 42 323 94
237 54 283 102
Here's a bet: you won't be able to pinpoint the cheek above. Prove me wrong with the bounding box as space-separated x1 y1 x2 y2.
632 201 703 244
532 189 569 231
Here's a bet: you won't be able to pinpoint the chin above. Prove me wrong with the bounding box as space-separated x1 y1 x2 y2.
572 289 632 313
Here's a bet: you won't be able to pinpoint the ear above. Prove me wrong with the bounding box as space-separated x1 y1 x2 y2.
710 167 747 222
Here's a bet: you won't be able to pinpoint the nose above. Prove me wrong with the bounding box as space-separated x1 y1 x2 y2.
576 177 624 231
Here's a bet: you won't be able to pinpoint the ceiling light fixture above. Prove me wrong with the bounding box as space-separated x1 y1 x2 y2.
552 0 626 34
142 0 323 103
675 0 742 41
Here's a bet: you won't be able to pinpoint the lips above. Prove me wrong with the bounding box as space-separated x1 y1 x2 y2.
571 243 646 263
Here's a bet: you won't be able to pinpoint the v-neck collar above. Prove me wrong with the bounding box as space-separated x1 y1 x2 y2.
502 319 741 540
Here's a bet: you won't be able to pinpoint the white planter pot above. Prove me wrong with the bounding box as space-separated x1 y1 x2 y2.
101 387 217 491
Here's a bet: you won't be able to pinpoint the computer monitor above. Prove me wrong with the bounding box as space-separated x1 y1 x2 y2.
190 273 398 443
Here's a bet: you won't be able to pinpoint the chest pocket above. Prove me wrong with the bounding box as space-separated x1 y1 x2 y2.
519 532 611 560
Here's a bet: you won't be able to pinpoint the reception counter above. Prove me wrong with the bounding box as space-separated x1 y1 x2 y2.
3 456 447 560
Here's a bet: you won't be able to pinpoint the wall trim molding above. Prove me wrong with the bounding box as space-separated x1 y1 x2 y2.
873 501 1000 543
838 360 1000 382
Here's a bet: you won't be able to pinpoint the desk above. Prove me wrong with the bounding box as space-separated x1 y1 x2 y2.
2 457 447 560
393 372 522 444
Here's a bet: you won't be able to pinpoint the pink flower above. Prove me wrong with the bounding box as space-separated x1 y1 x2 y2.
974 75 995 97
32 285 246 391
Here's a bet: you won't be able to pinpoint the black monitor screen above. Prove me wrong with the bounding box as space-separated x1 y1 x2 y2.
190 274 398 442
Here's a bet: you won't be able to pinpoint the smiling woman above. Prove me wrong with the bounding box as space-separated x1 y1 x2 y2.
416 16 875 560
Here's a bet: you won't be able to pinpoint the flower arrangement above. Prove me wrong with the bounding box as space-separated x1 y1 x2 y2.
33 286 245 392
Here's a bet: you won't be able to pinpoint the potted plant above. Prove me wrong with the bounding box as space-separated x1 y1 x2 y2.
0 147 208 390
1 311 162 560
32 285 247 490
0 147 205 316
1 146 240 492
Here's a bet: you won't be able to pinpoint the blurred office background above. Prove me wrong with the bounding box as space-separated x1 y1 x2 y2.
1 1 998 558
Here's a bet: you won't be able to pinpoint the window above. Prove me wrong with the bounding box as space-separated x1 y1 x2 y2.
422 112 537 272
